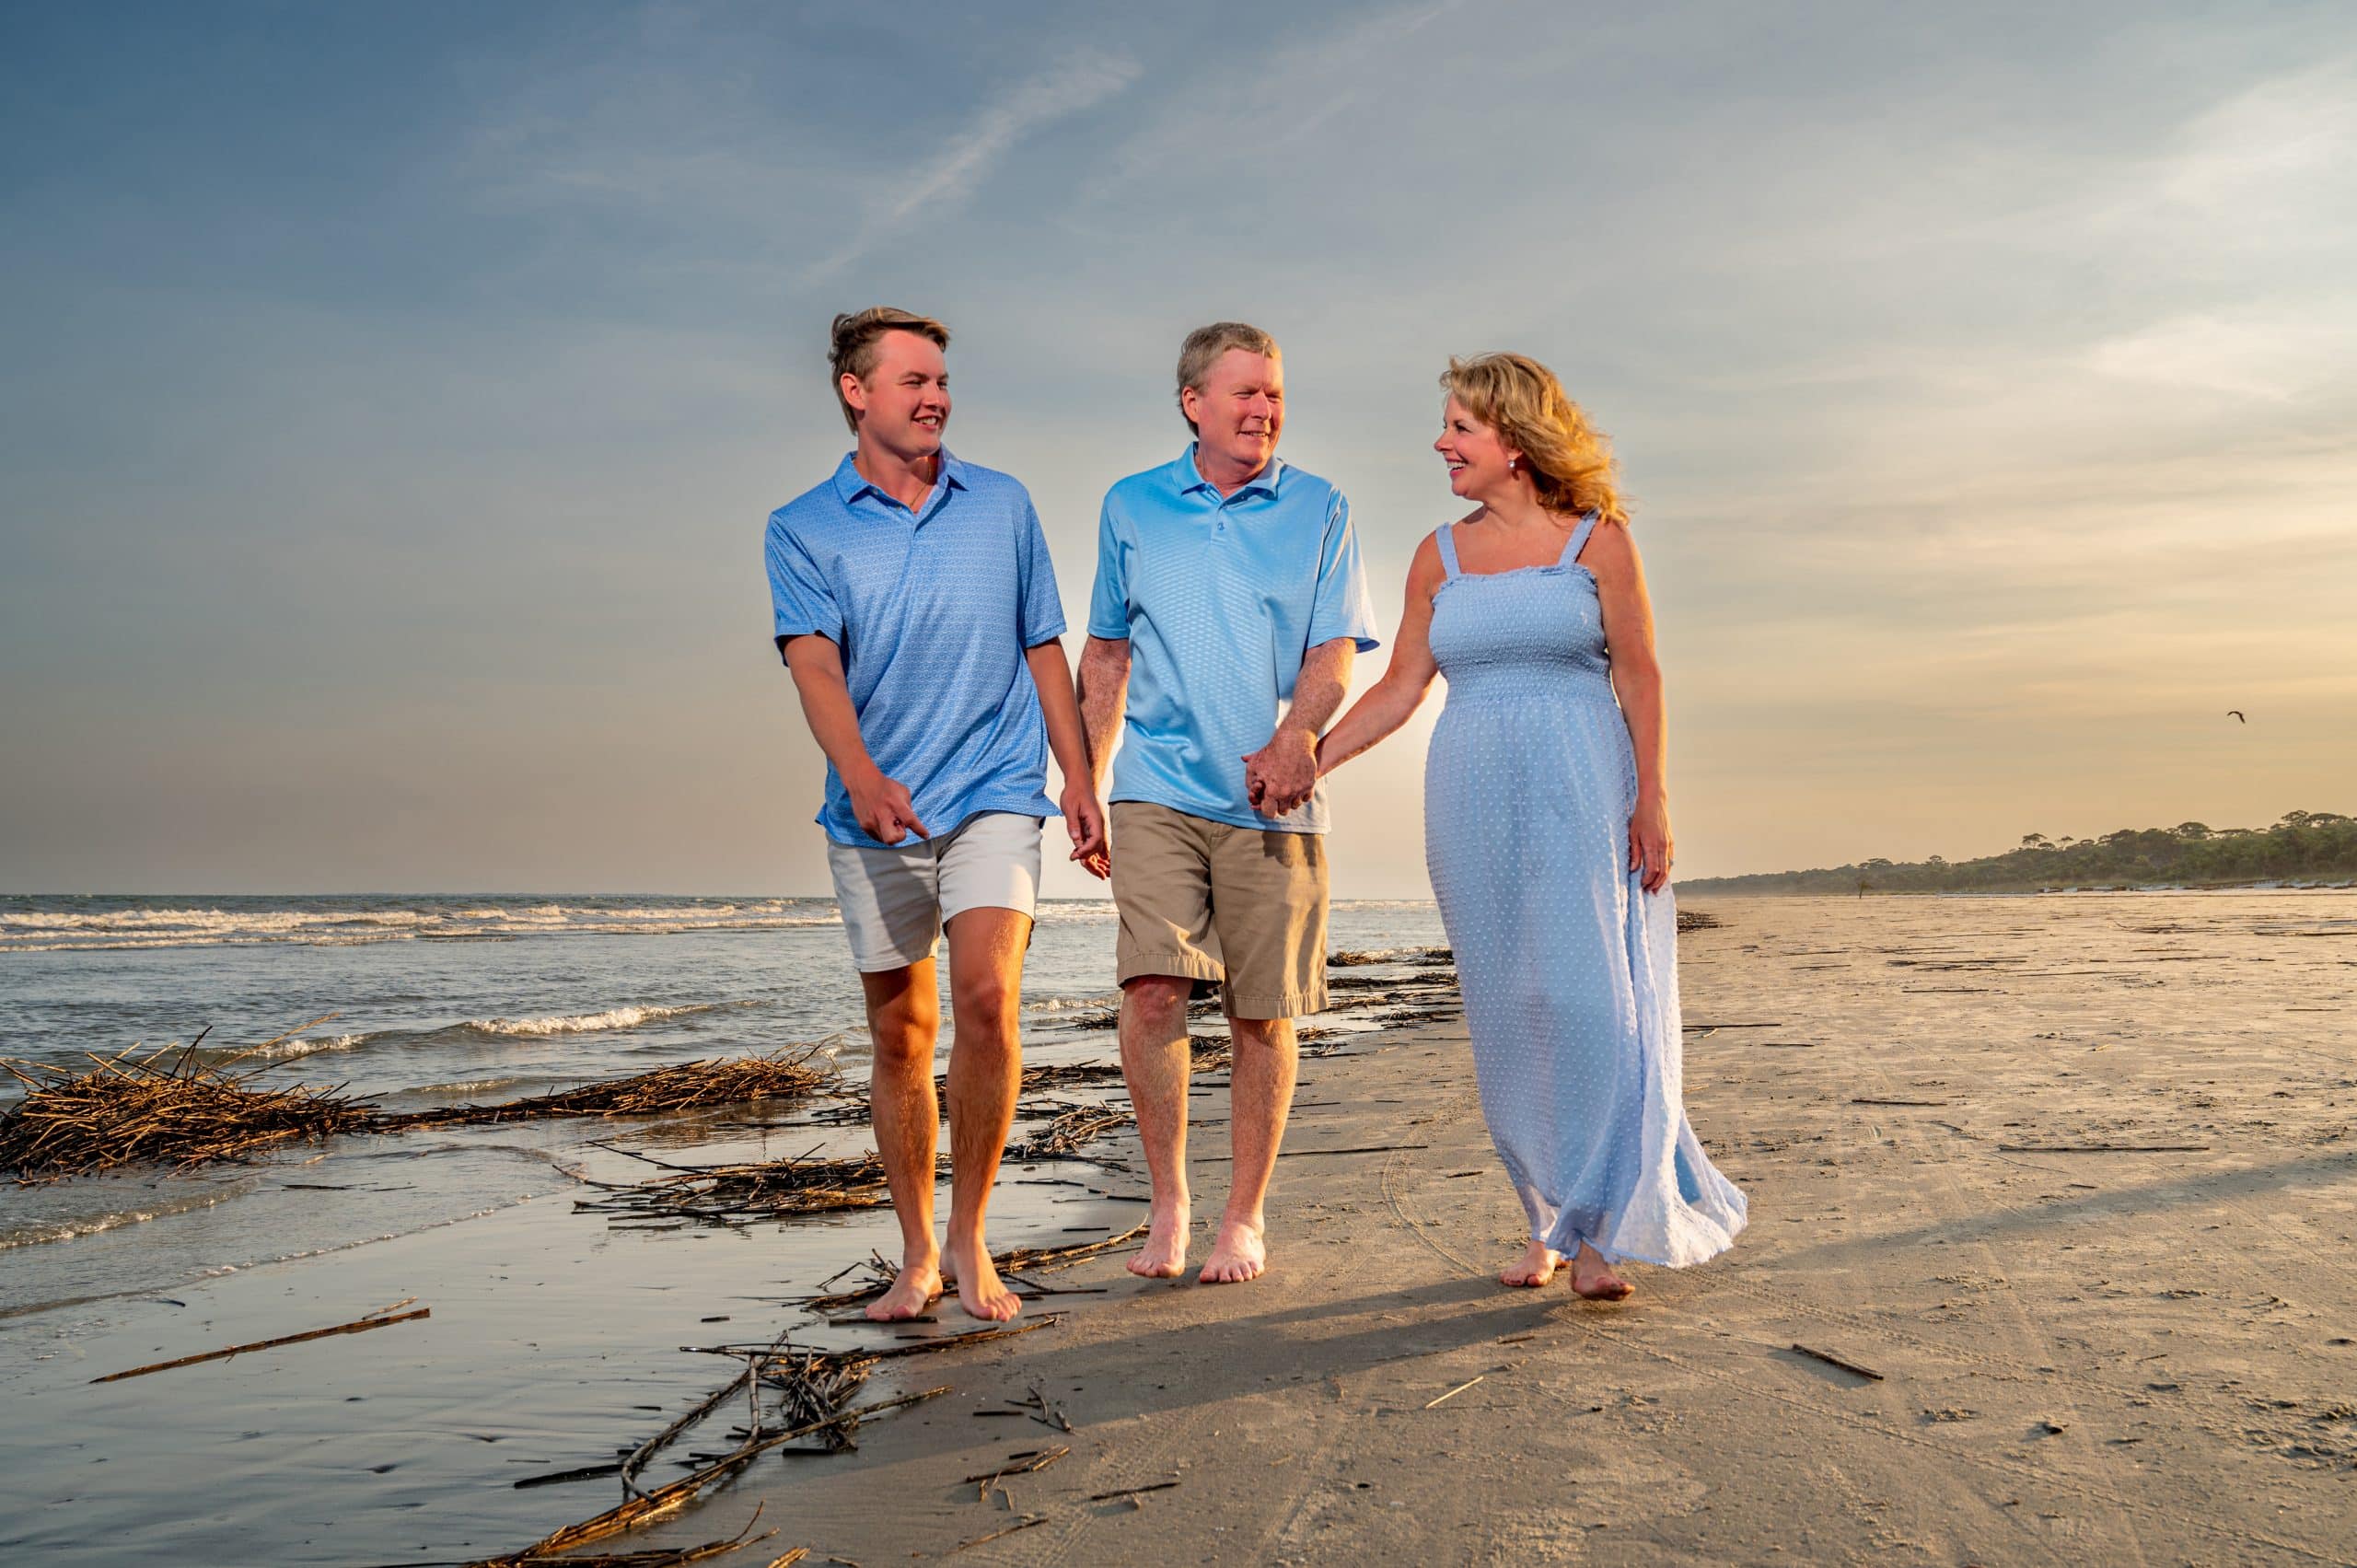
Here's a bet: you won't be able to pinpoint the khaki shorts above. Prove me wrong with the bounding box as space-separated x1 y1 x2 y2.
1109 801 1329 1020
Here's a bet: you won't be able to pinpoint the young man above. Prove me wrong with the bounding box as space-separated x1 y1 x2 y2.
765 308 1107 1322
1076 321 1378 1284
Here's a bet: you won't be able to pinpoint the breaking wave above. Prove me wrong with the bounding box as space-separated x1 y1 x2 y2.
2 899 842 955
461 1002 735 1038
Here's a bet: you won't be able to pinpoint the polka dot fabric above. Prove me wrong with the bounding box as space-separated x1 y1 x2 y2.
1423 516 1747 1267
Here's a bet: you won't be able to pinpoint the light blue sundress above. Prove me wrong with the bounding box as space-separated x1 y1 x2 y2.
1424 516 1747 1268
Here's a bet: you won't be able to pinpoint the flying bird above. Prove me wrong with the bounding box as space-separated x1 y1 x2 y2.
2227 710 2246 723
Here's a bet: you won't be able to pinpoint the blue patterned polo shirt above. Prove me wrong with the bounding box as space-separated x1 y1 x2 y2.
1086 447 1379 834
765 451 1066 848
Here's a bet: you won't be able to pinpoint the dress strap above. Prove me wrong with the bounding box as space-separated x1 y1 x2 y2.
1559 512 1601 568
1436 523 1462 579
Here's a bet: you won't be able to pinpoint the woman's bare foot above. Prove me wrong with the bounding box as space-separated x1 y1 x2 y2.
1198 1217 1267 1283
1128 1202 1190 1279
1569 1243 1634 1301
946 1237 1022 1322
1502 1239 1562 1287
865 1254 943 1321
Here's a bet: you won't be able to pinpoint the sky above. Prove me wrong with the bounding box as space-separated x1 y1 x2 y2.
2 0 2351 899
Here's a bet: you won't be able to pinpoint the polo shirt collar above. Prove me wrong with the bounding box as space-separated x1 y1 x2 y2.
830 449 970 507
1174 444 1284 501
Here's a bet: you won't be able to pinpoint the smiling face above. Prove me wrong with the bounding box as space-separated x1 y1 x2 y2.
1182 349 1283 476
1434 394 1521 503
841 329 949 461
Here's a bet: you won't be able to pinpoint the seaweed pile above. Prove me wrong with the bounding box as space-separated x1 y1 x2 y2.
0 1028 377 1182
575 1146 935 1227
468 1318 1054 1566
380 1047 832 1131
2 1041 840 1183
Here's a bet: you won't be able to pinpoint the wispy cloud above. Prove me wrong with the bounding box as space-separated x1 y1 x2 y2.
807 49 1141 280
2088 307 2357 401
1078 0 1466 202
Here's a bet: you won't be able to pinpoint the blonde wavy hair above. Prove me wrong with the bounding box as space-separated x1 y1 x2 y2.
1440 353 1628 524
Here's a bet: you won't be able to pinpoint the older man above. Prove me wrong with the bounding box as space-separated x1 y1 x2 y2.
1076 321 1378 1283
767 308 1106 1322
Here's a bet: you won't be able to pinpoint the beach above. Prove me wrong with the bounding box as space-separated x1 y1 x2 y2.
6 891 2354 1564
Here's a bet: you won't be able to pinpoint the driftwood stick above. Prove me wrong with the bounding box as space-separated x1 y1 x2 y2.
963 1444 1070 1496
619 1359 757 1503
90 1307 430 1384
511 1460 625 1491
1423 1375 1485 1409
1997 1144 2211 1154
1088 1480 1180 1501
523 1391 946 1559
1789 1342 1884 1381
946 1516 1047 1553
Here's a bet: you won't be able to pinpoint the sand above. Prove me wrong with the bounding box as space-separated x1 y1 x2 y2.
587 892 2357 1566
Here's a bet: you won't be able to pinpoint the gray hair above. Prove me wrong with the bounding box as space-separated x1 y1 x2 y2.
1175 321 1280 433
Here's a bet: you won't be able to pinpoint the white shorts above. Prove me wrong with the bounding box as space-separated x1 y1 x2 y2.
826 812 1043 972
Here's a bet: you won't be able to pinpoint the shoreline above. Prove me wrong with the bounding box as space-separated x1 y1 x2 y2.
6 892 2353 1564
1678 879 2357 897
562 895 2357 1565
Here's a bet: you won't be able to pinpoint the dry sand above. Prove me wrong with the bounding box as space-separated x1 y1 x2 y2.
589 891 2357 1566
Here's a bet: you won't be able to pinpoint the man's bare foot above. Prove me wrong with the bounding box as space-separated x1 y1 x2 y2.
1569 1243 1633 1301
1128 1204 1190 1278
945 1237 1022 1322
1502 1239 1562 1287
865 1256 943 1321
1198 1217 1267 1283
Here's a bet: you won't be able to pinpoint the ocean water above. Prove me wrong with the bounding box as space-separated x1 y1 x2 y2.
0 895 1445 1315
0 894 1447 1564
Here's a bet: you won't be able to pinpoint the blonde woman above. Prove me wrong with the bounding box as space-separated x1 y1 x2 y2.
1318 354 1745 1297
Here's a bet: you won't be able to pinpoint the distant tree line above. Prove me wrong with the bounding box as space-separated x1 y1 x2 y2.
1678 811 2357 895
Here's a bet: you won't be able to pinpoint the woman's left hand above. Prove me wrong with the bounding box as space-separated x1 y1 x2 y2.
1628 796 1674 894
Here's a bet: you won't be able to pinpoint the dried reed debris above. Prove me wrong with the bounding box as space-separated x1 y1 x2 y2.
576 1147 933 1226
380 1046 832 1131
2 1024 377 1182
5 1033 838 1183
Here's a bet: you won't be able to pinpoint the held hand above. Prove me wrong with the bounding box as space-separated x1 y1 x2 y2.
1628 796 1673 894
1062 780 1110 880
1242 730 1318 818
848 771 929 846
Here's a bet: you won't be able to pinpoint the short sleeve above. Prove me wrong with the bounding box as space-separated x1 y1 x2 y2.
1016 494 1067 646
1085 496 1132 640
1307 491 1381 653
765 517 842 645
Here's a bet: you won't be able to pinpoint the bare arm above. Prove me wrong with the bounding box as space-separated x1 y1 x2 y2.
1074 634 1132 792
1318 533 1446 778
1243 636 1356 817
1586 520 1673 892
1026 639 1108 877
781 633 928 843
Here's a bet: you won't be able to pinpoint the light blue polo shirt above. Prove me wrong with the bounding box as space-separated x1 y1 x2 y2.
1086 447 1378 835
765 451 1065 848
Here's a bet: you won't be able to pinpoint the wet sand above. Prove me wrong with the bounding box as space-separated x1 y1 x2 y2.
8 891 2352 1564
593 892 2357 1565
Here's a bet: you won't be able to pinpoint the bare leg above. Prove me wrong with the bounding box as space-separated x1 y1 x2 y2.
861 960 943 1321
941 907 1028 1322
1120 975 1196 1278
1569 1241 1634 1301
1200 1013 1296 1283
1503 1240 1562 1287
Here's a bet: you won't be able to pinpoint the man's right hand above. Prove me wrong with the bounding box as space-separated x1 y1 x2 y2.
1062 779 1110 879
847 770 929 845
